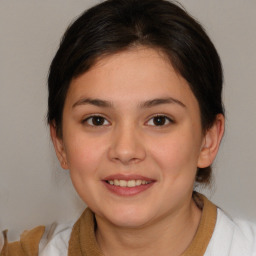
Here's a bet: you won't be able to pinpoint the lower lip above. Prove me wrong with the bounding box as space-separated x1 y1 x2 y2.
103 181 155 196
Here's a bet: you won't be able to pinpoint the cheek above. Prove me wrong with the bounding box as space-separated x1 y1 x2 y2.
65 135 108 204
65 134 107 176
150 130 201 176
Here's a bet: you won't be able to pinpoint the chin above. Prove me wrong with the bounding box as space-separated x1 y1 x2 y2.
111 216 151 228
102 206 155 228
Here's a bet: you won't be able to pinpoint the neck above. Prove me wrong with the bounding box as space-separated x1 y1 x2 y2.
95 197 201 256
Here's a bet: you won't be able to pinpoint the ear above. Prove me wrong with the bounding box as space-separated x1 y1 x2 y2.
50 123 69 170
197 114 225 168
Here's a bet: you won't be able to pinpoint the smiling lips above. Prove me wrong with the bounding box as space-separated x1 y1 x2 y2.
103 175 155 196
107 179 152 187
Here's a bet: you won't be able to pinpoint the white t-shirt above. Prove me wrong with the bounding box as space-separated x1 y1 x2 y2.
205 209 256 256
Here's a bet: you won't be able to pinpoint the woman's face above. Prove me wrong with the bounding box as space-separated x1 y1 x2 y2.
53 47 210 228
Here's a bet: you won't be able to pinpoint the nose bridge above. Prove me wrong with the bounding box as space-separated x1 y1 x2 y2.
108 121 146 164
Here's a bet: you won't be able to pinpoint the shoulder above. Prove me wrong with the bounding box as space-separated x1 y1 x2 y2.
0 226 45 256
0 221 74 256
205 208 256 256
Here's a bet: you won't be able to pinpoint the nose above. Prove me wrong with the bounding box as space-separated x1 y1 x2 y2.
108 124 146 165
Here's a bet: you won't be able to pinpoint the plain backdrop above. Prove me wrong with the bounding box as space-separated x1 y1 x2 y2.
0 0 256 241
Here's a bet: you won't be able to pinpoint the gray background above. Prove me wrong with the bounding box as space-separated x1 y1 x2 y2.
0 0 255 241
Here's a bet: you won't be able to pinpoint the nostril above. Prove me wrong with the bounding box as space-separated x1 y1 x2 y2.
107 130 146 164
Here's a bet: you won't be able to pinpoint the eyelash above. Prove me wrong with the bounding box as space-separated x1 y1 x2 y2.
83 115 111 127
146 115 174 127
82 114 174 127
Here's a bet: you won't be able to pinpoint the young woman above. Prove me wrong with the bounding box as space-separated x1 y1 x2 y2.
1 0 255 255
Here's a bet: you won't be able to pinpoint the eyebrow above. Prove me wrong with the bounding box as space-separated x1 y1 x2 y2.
140 97 186 108
72 98 113 108
72 97 186 109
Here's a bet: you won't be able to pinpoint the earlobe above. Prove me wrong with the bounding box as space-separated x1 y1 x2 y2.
50 123 68 170
197 114 225 168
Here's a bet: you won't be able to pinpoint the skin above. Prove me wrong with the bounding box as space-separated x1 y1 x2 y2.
51 47 224 256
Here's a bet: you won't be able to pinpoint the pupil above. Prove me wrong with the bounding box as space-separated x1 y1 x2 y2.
153 116 166 126
92 116 104 126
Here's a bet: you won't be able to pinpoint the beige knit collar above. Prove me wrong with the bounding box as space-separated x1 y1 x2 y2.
68 193 217 256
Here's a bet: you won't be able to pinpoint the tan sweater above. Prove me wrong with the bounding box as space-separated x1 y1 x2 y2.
1 194 217 256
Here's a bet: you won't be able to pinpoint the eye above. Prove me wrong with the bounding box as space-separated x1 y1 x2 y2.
146 115 173 126
84 115 110 126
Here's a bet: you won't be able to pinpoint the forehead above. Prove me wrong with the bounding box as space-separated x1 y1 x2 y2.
66 47 198 110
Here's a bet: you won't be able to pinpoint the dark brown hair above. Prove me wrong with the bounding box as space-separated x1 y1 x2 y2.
47 0 224 184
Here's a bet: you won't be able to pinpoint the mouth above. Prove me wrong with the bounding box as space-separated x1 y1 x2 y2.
106 179 152 187
102 175 155 196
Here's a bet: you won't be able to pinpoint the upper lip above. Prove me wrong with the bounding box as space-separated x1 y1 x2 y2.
103 174 155 181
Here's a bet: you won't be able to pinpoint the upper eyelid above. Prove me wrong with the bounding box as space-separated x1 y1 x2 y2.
83 113 109 120
82 114 111 124
146 114 174 121
145 114 175 126
81 113 174 124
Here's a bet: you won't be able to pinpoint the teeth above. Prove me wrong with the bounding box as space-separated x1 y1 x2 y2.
127 180 135 187
107 179 151 187
136 180 142 186
119 180 127 187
